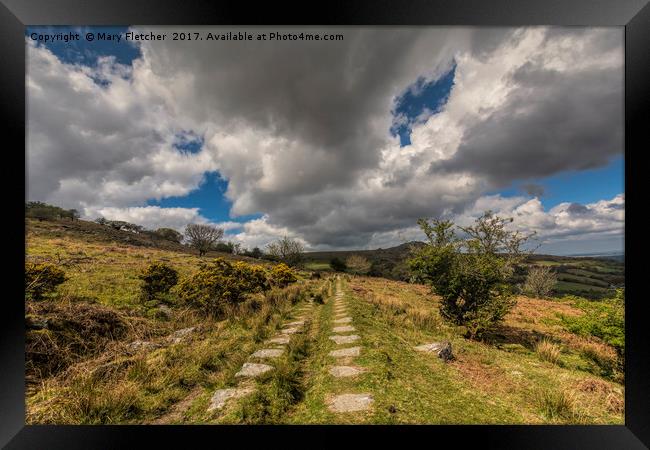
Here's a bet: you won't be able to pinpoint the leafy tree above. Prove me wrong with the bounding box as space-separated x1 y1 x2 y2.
329 257 347 272
523 265 557 298
345 255 372 275
266 236 304 267
153 228 183 243
184 223 224 256
248 247 263 259
25 201 78 221
409 211 534 339
212 241 242 254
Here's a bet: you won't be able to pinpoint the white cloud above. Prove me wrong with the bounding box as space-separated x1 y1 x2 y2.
26 27 624 252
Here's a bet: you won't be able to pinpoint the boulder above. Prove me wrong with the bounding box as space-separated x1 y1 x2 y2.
414 341 453 362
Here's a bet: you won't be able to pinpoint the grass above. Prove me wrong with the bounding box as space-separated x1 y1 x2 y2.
26 220 326 424
25 220 623 424
535 339 562 365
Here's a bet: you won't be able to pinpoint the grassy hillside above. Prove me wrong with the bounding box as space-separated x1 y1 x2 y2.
25 219 623 424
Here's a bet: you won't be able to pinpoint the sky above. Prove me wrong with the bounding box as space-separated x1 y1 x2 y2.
26 26 624 255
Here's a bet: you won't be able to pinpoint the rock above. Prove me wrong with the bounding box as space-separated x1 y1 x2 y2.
281 327 301 335
333 325 355 333
333 317 352 324
329 335 360 345
285 321 304 327
126 340 161 353
328 393 373 412
157 304 173 319
329 346 361 358
207 387 254 411
250 348 284 359
168 326 196 344
329 366 365 378
414 341 453 362
235 362 273 378
265 336 290 345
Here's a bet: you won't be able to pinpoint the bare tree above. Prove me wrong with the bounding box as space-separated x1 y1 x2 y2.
266 236 304 266
523 265 557 298
345 255 372 275
184 224 224 256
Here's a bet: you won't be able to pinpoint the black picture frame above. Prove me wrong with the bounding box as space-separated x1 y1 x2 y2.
1 0 647 448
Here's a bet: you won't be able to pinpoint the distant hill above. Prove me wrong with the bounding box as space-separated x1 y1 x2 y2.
304 242 624 299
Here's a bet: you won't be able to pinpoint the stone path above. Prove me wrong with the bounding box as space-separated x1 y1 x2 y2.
206 298 314 415
326 277 374 414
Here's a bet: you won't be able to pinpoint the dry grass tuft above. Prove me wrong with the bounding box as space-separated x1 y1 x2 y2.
535 339 562 365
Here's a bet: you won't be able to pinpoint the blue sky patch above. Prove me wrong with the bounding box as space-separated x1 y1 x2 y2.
391 64 456 146
146 171 261 225
26 26 141 68
495 155 624 209
173 131 204 155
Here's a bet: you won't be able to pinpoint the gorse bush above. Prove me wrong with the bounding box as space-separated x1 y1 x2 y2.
409 211 534 339
233 261 270 292
175 258 271 316
26 262 67 300
138 262 179 302
269 263 298 288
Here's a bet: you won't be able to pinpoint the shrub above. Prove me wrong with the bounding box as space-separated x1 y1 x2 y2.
233 262 270 292
330 257 347 272
523 265 557 298
138 262 179 302
408 212 533 339
560 296 624 378
269 263 298 287
25 262 67 300
175 258 268 316
153 228 183 243
535 338 562 365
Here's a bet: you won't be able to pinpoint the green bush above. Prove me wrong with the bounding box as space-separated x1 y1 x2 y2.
329 257 346 272
25 262 67 300
269 263 298 287
175 258 269 316
409 212 532 339
560 297 624 353
138 262 179 302
233 261 270 292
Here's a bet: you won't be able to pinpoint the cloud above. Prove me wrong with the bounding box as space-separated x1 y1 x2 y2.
521 183 545 197
26 27 624 251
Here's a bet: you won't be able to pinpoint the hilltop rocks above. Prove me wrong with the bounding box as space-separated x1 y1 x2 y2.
414 341 453 362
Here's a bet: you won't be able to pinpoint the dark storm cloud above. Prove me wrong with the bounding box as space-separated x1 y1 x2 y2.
431 59 622 187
